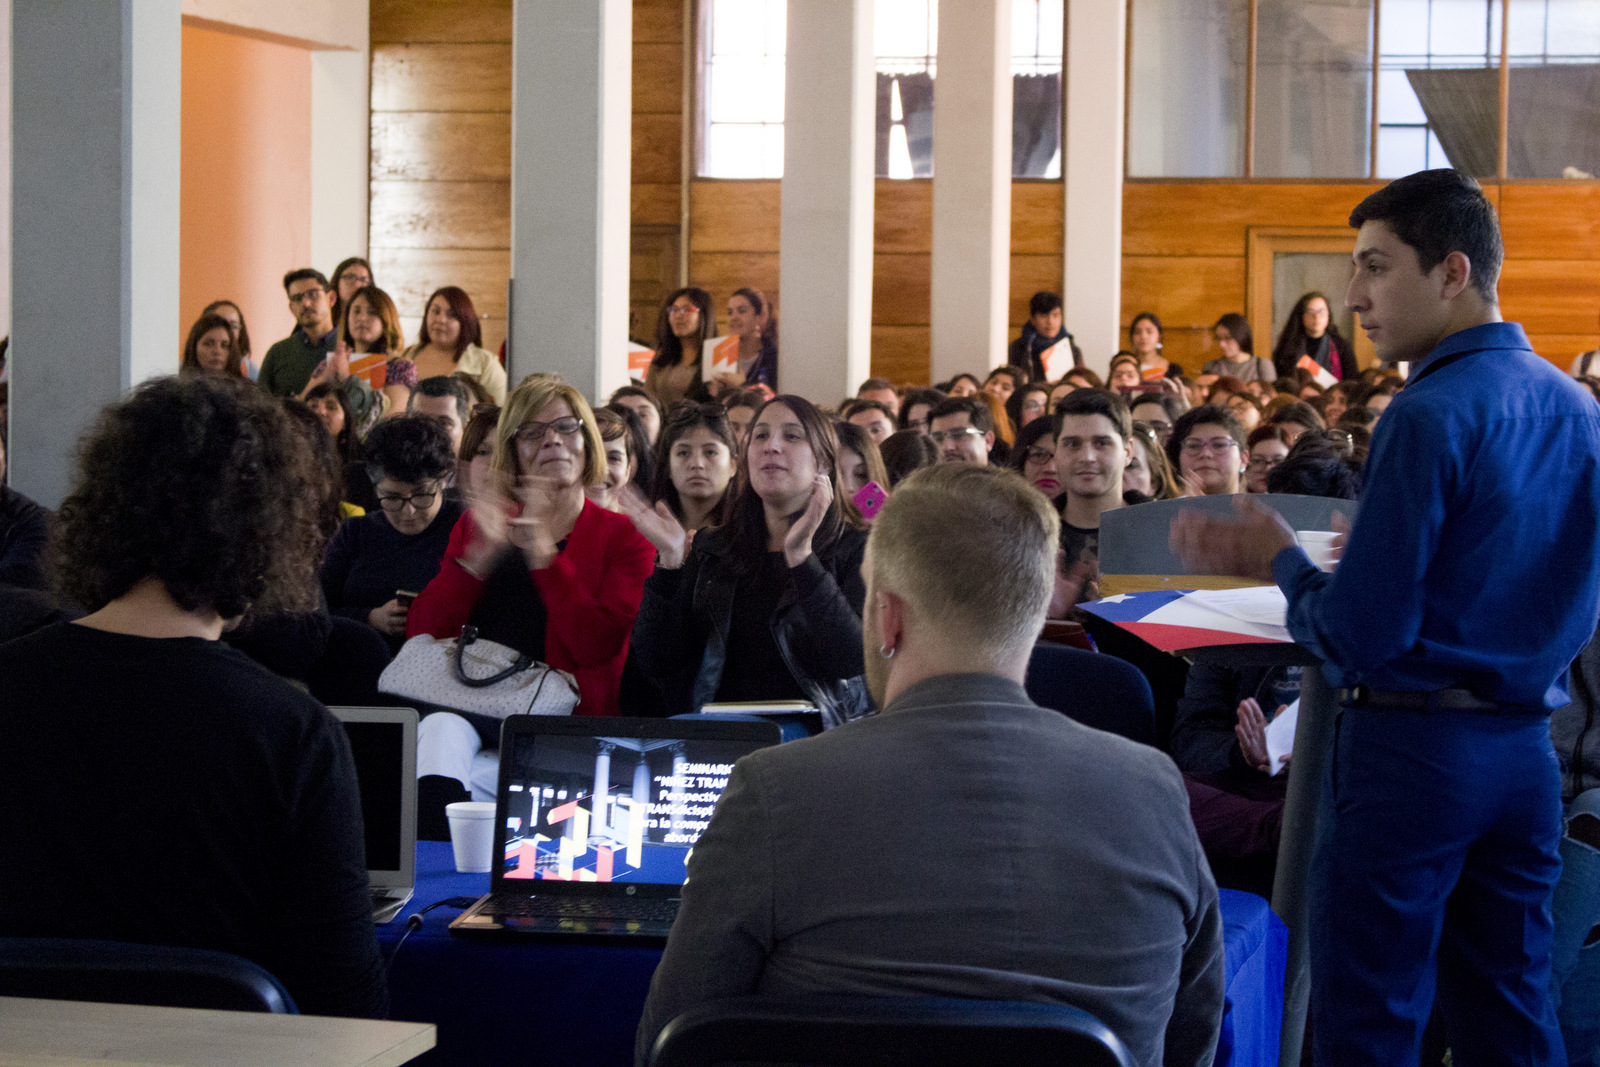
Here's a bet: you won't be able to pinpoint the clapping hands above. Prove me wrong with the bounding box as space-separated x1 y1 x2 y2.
783 474 831 568
619 485 691 569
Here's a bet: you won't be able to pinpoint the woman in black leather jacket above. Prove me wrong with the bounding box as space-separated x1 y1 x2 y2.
625 395 870 726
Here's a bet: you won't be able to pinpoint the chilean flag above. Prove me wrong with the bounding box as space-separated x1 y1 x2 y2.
1080 588 1292 652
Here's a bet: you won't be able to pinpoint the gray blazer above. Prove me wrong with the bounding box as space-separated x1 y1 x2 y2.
636 673 1225 1067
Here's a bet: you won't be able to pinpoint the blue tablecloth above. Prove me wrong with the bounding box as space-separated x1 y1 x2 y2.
380 842 1285 1066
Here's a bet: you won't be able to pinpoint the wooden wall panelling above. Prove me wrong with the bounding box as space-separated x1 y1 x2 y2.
872 253 931 327
370 44 512 111
633 184 681 228
875 182 933 254
870 325 931 386
1010 254 1064 325
686 251 781 307
371 0 512 43
1010 183 1064 255
1498 258 1600 336
633 113 682 185
631 225 681 342
1500 184 1600 259
689 182 781 253
633 43 684 113
634 0 685 44
1122 182 1381 257
369 181 510 249
371 112 511 182
370 248 510 319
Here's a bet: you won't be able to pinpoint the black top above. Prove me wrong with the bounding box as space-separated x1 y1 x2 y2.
321 500 464 649
715 551 809 704
467 540 567 660
0 623 387 1018
0 485 49 591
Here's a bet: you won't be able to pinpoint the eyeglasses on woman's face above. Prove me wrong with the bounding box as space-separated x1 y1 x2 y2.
514 417 583 446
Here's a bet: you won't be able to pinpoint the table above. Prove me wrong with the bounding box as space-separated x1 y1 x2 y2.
379 843 1284 1067
0 995 433 1067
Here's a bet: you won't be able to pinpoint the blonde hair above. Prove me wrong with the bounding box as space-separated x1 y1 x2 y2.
867 465 1059 661
489 377 606 492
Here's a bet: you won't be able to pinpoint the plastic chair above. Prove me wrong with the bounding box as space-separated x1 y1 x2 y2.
647 995 1136 1067
0 937 298 1014
1025 641 1157 746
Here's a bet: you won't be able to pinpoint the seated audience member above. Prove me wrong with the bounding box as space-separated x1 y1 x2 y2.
927 396 995 466
180 312 245 378
834 420 889 505
401 286 506 404
1170 656 1298 898
1272 291 1355 382
983 365 1025 403
644 287 715 408
322 415 463 652
201 299 256 380
980 391 1016 459
1167 405 1247 496
409 375 472 457
723 387 765 446
0 376 386 1018
590 408 641 512
1007 416 1060 499
259 269 338 397
1107 353 1143 393
1128 393 1184 445
941 373 981 398
855 376 900 416
1321 380 1358 424
341 285 412 417
1202 313 1274 383
1266 399 1325 443
607 404 656 498
897 387 947 434
328 256 373 328
1129 312 1179 380
1064 367 1105 389
1244 424 1293 494
407 379 656 810
626 396 869 727
1009 380 1053 432
844 398 896 444
636 464 1223 1066
0 433 49 590
1225 390 1262 432
1009 290 1080 380
1351 378 1400 419
650 401 737 532
712 287 778 395
1265 437 1361 500
611 385 665 447
1550 629 1600 1063
283 400 362 526
305 381 376 514
878 429 938 488
455 405 500 502
1053 389 1134 610
1126 421 1181 502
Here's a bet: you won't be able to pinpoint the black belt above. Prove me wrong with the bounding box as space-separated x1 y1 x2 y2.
1339 685 1511 712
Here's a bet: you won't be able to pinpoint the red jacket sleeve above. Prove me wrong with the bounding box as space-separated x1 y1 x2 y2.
534 505 657 670
405 511 484 640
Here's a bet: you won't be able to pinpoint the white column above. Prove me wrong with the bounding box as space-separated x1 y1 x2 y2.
508 0 631 403
11 0 181 509
1062 0 1127 374
0 0 12 344
779 0 875 402
929 0 1012 385
310 44 371 270
591 741 614 839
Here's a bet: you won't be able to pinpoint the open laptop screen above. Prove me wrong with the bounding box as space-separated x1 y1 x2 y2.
500 729 770 886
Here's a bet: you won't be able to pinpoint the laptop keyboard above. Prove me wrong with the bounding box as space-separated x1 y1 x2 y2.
497 896 679 923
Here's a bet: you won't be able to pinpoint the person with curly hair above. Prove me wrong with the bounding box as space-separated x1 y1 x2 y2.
321 414 464 650
0 375 387 1019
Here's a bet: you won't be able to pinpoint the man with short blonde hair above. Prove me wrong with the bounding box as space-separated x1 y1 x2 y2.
638 465 1225 1067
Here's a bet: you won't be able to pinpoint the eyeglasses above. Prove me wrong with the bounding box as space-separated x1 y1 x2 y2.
1246 456 1284 472
1023 447 1055 465
377 489 439 512
929 427 984 445
287 288 327 305
906 418 929 433
515 417 583 445
1181 436 1239 456
666 305 699 316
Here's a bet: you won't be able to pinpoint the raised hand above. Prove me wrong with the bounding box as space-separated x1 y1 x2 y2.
512 475 566 570
1328 510 1351 570
328 341 352 382
1169 495 1297 582
619 485 691 569
783 474 831 568
1048 552 1092 619
460 485 515 578
1235 698 1290 774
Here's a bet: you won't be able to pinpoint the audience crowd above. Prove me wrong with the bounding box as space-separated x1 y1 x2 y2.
2 170 1599 1067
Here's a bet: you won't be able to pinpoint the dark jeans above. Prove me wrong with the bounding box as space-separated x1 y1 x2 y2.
1311 704 1566 1066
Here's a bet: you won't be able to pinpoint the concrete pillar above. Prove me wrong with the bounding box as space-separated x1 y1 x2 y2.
778 0 875 402
310 44 371 271
11 1 181 508
929 0 1012 385
508 0 631 402
1063 0 1127 375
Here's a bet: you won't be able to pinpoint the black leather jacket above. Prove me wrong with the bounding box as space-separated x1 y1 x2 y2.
632 524 872 727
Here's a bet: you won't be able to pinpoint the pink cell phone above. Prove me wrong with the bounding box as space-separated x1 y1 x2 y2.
852 480 888 521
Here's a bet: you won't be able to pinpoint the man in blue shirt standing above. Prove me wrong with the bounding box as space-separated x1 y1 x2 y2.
1173 169 1600 1065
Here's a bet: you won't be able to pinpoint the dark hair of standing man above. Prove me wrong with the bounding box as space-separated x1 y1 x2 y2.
1029 291 1063 318
1348 169 1503 303
282 268 329 293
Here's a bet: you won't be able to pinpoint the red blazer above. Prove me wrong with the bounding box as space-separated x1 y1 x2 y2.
406 499 656 717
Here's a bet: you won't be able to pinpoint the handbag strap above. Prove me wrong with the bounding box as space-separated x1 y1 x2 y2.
452 625 536 689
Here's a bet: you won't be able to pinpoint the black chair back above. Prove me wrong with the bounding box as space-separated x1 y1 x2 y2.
648 996 1135 1067
1026 641 1157 746
0 938 297 1014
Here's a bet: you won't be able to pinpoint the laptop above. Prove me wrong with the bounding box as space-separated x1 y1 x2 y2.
449 715 781 944
330 706 419 924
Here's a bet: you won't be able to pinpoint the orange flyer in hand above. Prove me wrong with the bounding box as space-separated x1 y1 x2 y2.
702 336 740 381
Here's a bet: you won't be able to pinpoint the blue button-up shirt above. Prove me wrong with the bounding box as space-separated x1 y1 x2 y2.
1272 322 1600 709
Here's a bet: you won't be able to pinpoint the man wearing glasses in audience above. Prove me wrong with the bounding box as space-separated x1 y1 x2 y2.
926 396 994 466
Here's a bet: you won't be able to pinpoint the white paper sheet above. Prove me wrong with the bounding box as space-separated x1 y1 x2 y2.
1181 587 1289 627
1265 698 1298 777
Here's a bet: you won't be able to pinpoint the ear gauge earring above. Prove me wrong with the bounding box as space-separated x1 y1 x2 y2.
879 645 896 660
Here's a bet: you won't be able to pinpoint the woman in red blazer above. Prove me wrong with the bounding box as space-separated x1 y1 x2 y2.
406 377 655 823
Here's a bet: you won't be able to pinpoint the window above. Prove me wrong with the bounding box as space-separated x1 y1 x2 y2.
698 0 1065 181
1254 0 1374 178
1127 0 1250 177
1504 0 1600 178
1377 0 1500 177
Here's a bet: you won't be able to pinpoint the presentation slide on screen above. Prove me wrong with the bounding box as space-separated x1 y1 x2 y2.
500 734 758 884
